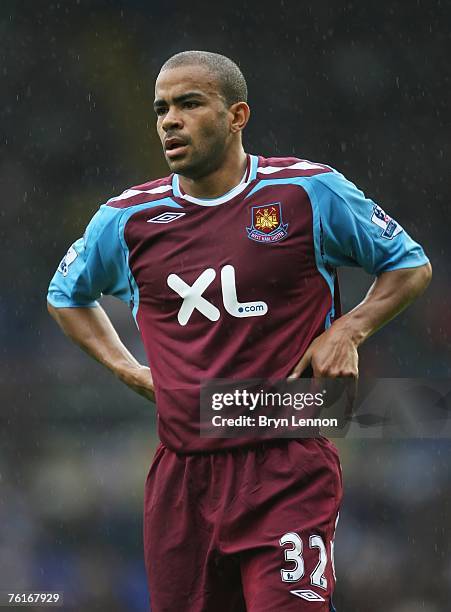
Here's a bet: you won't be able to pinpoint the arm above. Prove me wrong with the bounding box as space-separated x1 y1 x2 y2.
47 205 154 401
47 302 155 401
290 263 432 378
290 170 432 378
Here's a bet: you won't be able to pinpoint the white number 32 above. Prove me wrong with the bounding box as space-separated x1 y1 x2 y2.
279 532 331 590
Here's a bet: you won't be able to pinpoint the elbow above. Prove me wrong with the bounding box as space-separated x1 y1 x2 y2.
412 261 432 298
420 261 432 291
47 300 58 319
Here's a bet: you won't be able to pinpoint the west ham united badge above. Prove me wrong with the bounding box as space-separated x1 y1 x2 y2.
246 202 288 243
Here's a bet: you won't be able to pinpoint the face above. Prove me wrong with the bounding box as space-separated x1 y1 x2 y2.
154 65 232 178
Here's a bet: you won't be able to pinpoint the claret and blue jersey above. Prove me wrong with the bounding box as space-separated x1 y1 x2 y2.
48 155 428 452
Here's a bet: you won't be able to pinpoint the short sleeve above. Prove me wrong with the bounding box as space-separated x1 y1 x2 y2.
311 171 429 275
47 204 131 308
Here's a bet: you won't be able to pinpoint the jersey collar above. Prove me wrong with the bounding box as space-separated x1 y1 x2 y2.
171 154 258 207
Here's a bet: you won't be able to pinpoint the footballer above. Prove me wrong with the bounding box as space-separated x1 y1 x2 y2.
47 51 431 611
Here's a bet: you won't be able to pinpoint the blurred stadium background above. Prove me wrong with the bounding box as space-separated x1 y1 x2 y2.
1 0 450 610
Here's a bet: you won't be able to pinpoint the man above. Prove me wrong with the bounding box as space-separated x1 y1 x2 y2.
47 51 431 611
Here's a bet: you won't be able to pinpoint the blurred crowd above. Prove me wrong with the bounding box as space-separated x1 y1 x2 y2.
1 0 450 609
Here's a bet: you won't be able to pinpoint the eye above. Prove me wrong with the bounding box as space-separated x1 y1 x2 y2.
155 107 167 117
183 100 200 109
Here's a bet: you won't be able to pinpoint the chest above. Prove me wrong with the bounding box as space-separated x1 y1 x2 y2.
124 183 318 310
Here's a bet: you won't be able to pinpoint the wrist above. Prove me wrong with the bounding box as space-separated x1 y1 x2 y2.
330 315 368 347
113 360 143 382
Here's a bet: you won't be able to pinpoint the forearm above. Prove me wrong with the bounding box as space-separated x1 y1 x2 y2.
47 302 139 376
48 302 154 401
290 262 432 378
333 263 432 346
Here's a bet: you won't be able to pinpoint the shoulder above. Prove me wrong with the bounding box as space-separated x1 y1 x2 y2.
254 156 371 215
84 174 177 245
254 156 356 205
256 157 363 202
256 155 335 179
104 174 173 210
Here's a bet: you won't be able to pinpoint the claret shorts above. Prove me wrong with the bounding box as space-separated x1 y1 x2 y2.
144 437 342 612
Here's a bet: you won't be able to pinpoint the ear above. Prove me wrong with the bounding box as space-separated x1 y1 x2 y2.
229 102 251 133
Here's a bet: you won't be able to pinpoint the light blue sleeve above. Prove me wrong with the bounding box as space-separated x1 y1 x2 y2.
47 204 132 308
311 171 429 275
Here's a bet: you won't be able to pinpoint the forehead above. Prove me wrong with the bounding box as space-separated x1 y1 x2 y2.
155 65 222 100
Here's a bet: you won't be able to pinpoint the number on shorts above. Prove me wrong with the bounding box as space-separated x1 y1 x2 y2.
279 532 304 582
279 532 328 588
310 535 328 590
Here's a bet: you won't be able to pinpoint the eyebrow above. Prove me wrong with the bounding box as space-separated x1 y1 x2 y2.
153 91 207 110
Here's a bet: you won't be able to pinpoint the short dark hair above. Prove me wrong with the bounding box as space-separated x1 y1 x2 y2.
160 50 248 107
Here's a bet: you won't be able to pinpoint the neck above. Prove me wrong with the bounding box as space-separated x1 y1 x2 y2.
178 145 247 199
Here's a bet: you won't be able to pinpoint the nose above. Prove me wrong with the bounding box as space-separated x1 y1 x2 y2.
161 106 183 132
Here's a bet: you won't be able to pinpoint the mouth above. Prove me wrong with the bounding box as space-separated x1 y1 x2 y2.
164 137 189 159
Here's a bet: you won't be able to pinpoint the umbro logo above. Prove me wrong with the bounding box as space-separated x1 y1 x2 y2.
290 590 325 602
147 212 186 224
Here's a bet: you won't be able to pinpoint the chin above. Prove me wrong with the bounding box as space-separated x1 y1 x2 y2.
165 155 188 173
167 159 201 179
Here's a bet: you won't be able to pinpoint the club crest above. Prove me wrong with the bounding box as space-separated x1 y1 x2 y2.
246 202 288 243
